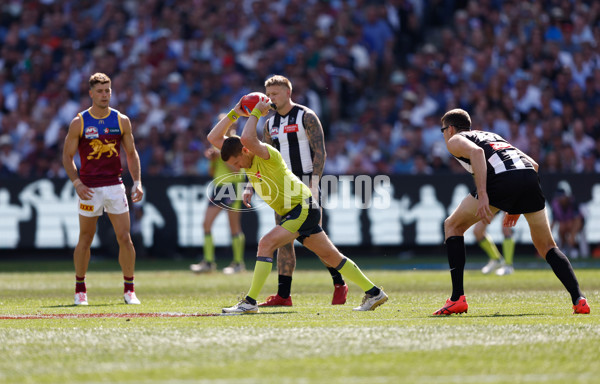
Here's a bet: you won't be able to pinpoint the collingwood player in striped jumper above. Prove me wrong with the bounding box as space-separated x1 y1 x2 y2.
256 75 348 307
433 108 590 315
433 109 590 315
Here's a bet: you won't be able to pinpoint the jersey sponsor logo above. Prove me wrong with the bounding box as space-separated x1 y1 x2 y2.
284 124 299 133
79 203 94 212
87 139 119 160
84 126 99 139
489 142 513 151
104 127 121 135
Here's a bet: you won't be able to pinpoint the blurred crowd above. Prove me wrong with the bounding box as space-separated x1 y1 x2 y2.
1 0 600 180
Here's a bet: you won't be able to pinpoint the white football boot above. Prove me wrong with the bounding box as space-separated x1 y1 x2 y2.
124 291 141 305
74 292 88 306
353 288 388 311
222 299 258 314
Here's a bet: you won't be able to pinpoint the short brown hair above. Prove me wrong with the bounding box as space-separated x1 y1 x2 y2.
264 75 292 91
441 108 471 131
221 136 243 161
89 73 111 89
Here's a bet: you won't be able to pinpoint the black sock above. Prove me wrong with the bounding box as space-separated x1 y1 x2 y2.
245 296 257 305
328 267 345 285
446 236 466 301
365 286 380 296
545 247 583 304
277 275 292 299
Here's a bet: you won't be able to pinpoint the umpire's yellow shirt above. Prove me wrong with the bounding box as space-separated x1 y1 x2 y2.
243 144 311 216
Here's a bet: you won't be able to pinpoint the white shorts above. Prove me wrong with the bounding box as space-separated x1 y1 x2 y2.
79 184 129 217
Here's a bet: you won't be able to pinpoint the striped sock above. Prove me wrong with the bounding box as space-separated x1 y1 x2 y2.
75 275 86 293
124 276 134 293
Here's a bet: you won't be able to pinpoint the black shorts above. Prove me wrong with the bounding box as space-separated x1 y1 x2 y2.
471 169 546 214
280 199 323 242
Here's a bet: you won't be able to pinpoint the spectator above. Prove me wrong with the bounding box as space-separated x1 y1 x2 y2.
323 141 350 175
411 151 432 175
390 143 414 174
0 0 598 179
0 134 19 176
580 151 598 173
567 118 595 161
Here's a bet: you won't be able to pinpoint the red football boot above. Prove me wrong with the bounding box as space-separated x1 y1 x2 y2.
332 284 348 305
258 294 292 307
432 295 468 315
573 297 590 314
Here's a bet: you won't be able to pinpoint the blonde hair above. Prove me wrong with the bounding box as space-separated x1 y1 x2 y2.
264 75 292 92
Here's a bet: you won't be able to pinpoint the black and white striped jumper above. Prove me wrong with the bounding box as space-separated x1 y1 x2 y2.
267 105 314 178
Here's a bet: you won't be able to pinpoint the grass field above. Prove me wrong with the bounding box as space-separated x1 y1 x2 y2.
0 258 599 384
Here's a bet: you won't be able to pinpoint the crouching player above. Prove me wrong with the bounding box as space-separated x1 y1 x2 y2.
434 108 589 315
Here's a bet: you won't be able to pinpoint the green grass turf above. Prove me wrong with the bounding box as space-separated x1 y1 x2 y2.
0 259 599 384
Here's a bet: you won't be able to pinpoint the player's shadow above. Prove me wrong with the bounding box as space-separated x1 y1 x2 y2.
224 311 297 316
469 313 547 317
257 311 296 315
43 304 115 308
427 313 544 318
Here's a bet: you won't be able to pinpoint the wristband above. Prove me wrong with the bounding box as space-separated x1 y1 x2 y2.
226 110 239 121
133 181 141 190
250 108 262 119
72 179 82 188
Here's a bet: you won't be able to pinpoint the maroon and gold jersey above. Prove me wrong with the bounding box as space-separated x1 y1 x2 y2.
77 108 123 187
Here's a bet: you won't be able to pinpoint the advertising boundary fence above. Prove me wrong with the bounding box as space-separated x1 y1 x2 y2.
1 173 599 258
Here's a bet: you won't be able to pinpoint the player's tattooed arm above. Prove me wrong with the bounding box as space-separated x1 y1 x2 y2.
304 111 326 179
262 121 273 145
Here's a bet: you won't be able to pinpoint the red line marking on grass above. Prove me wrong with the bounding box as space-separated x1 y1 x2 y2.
0 312 228 319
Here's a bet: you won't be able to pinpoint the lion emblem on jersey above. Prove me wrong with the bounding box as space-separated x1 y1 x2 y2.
87 139 118 160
